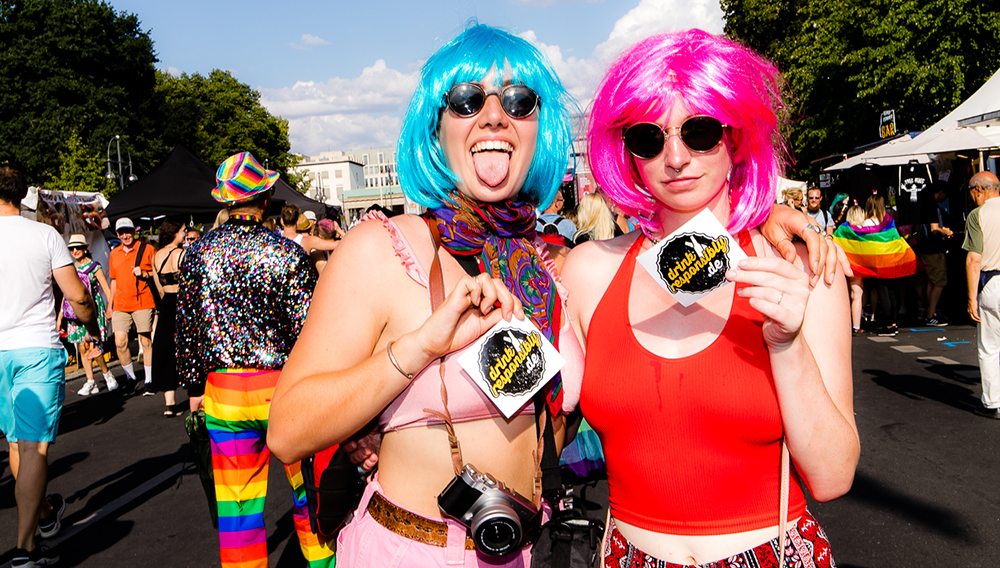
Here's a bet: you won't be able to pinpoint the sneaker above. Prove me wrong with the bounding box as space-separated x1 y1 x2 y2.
877 324 898 337
38 493 65 539
77 381 98 396
11 545 60 567
104 372 118 391
927 314 949 327
142 390 156 397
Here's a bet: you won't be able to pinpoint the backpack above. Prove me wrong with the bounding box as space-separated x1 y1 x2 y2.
301 444 367 539
540 215 573 248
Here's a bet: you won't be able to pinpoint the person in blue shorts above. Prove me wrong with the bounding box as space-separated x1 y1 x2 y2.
0 164 100 567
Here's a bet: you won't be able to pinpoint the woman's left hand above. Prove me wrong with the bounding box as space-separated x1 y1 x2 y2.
760 203 853 285
726 255 811 349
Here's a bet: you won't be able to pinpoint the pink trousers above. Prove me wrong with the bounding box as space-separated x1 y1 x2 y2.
335 475 533 568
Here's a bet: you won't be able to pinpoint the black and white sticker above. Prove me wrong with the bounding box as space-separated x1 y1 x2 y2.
458 317 565 418
636 208 747 307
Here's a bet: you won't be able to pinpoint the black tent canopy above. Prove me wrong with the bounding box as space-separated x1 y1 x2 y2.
105 146 220 224
105 146 328 225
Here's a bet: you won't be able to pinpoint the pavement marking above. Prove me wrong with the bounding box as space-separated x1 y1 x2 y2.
867 336 898 343
44 462 188 549
943 341 970 347
907 328 940 332
918 356 961 365
892 345 926 353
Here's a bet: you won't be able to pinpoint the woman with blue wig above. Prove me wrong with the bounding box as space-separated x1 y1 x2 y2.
269 24 842 567
270 24 584 567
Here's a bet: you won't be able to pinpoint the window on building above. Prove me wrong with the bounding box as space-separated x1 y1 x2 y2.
363 154 369 165
322 171 330 179
335 170 343 178
378 153 384 164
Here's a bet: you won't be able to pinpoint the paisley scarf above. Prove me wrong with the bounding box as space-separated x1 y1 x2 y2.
424 192 564 415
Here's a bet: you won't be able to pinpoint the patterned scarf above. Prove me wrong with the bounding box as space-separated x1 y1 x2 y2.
424 192 564 415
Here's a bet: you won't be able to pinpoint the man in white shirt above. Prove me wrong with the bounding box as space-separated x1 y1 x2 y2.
0 164 100 566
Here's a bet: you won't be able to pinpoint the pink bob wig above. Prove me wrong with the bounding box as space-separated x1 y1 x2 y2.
588 29 787 234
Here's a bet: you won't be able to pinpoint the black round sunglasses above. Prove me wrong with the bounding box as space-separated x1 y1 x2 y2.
622 116 729 159
444 83 540 120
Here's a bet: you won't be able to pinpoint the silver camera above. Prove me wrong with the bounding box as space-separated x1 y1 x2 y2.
438 464 540 556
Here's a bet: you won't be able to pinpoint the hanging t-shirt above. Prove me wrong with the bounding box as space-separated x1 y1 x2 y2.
894 169 930 225
0 215 75 350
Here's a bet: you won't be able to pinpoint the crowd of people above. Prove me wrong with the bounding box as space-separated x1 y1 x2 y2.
2 19 993 568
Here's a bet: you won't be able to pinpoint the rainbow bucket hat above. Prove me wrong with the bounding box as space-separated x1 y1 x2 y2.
212 152 279 204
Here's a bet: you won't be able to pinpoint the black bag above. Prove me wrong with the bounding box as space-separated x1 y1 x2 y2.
531 507 605 568
301 444 367 539
530 399 606 568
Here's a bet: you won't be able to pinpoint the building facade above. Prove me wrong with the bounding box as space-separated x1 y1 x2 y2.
292 151 365 208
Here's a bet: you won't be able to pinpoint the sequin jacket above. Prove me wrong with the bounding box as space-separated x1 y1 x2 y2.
175 219 317 386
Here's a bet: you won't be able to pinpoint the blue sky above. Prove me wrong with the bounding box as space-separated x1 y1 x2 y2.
108 0 724 155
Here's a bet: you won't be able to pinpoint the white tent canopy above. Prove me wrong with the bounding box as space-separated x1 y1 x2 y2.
826 66 1000 170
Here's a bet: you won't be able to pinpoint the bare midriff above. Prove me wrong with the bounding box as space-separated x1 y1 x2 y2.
377 414 540 519
613 517 801 565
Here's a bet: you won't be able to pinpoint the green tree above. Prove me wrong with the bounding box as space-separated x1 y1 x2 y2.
723 0 1000 180
46 131 114 196
150 70 294 177
285 155 313 194
0 0 157 185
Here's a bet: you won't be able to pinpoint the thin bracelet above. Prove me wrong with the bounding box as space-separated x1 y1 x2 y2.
386 340 414 380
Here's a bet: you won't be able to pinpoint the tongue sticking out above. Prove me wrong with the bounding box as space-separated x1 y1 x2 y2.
472 151 510 187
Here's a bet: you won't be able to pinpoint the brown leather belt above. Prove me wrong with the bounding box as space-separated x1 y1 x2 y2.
366 491 476 550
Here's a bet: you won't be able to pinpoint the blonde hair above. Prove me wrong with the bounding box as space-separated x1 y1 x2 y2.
574 192 617 242
845 205 865 227
782 187 803 206
213 208 230 230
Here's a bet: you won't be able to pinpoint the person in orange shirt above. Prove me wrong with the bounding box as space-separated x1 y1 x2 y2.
107 217 156 392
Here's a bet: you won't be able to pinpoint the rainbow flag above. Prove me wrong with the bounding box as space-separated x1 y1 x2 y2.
833 215 919 279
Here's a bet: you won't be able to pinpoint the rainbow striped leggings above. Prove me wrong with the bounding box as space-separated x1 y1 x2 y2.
205 369 335 568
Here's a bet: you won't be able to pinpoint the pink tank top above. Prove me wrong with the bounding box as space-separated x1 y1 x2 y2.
369 213 584 432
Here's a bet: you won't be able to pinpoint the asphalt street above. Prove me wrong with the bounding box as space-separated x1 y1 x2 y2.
1 324 998 567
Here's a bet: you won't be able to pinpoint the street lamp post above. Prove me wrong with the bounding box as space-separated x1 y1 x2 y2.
105 134 137 192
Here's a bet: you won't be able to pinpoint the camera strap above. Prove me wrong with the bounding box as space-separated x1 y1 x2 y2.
421 221 466 478
420 219 550 509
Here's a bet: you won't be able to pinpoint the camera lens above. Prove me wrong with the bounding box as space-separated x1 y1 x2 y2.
471 502 522 556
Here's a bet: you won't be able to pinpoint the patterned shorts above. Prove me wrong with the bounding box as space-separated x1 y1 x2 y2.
603 509 834 568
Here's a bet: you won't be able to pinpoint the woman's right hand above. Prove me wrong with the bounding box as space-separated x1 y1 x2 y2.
413 273 525 362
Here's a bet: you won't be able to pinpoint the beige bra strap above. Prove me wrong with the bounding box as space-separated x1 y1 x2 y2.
778 440 790 568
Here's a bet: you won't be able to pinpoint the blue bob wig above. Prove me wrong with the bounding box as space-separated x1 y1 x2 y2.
396 24 575 209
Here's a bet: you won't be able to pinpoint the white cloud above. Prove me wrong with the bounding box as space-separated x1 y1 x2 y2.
301 34 330 47
510 0 600 4
265 0 723 154
260 59 418 154
595 0 724 61
289 33 331 50
164 66 181 77
286 114 402 156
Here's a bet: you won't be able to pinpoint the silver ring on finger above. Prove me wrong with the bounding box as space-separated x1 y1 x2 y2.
776 290 785 305
803 223 824 235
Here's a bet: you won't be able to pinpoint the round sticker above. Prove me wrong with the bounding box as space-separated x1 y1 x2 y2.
657 232 731 294
478 328 545 398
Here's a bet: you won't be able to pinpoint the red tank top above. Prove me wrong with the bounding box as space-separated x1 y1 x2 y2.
580 232 806 535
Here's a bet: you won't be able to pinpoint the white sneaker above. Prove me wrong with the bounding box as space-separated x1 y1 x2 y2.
104 372 119 391
78 381 98 396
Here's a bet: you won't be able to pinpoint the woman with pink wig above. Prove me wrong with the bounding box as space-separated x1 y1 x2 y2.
563 30 858 567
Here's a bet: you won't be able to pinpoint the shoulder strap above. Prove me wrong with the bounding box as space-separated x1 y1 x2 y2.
135 242 147 268
157 247 180 274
